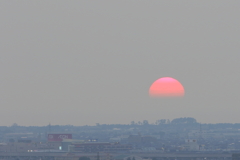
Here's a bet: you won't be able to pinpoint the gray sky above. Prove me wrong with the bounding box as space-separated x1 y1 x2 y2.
0 1 239 126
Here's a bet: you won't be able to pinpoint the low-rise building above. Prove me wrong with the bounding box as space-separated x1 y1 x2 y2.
72 142 132 153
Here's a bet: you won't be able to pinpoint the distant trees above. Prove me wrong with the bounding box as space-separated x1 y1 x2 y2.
155 119 170 125
131 121 135 125
171 117 197 124
137 121 142 125
129 120 149 125
155 117 197 125
11 123 18 127
130 117 198 126
143 120 149 125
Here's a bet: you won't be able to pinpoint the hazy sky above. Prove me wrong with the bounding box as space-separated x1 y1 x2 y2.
0 1 240 126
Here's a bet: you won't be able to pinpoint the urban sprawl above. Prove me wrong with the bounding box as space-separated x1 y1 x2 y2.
0 118 240 160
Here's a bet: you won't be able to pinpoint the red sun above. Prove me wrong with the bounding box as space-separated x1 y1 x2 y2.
149 77 184 97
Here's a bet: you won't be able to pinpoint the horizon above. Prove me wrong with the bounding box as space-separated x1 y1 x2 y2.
8 117 240 127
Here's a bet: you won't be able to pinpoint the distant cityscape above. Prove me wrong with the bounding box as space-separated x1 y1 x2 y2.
0 117 239 159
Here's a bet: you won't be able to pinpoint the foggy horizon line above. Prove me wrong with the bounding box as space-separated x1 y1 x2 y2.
8 117 240 127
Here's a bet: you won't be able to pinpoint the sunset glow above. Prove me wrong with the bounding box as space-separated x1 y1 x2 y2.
149 77 184 97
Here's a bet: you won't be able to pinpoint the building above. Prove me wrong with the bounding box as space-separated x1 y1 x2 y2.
182 139 200 151
48 133 73 150
0 139 52 152
67 142 132 153
61 139 85 151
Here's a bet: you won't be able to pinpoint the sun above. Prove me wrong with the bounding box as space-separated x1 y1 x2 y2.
149 77 184 97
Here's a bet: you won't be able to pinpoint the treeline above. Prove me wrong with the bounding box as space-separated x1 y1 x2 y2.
5 117 240 130
130 117 197 125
